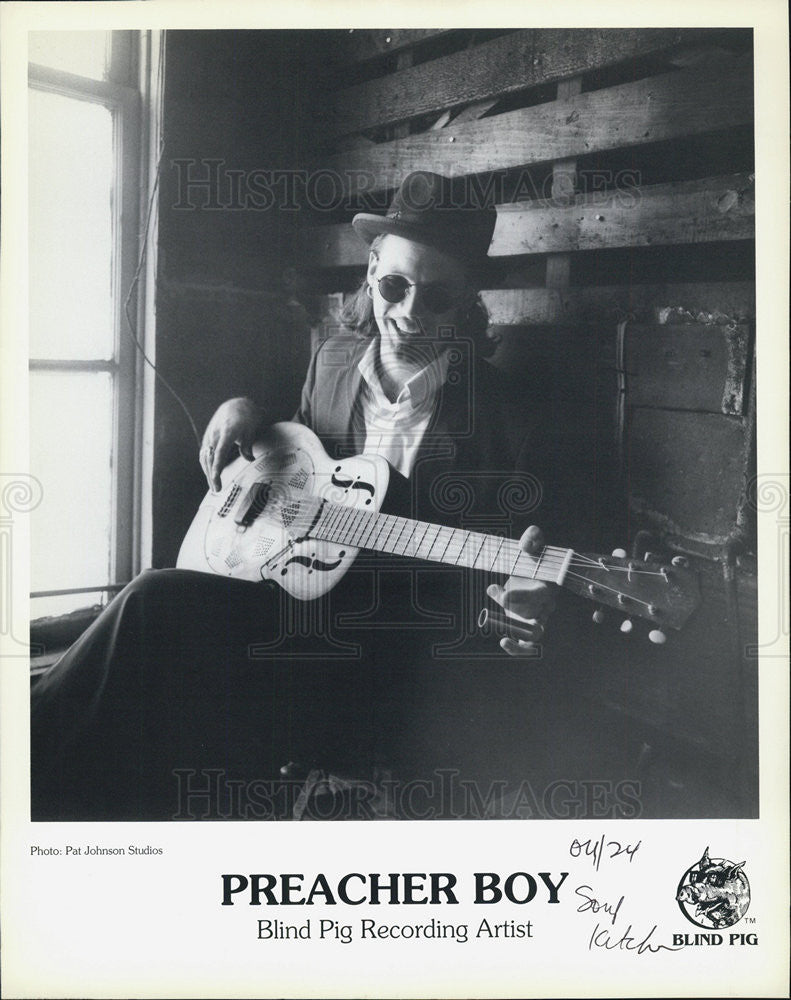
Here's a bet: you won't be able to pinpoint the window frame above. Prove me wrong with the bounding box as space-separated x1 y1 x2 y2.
28 31 152 620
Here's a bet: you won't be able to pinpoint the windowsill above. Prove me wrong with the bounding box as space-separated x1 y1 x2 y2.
29 604 104 674
30 651 65 679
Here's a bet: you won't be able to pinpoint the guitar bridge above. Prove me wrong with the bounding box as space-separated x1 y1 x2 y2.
233 481 270 527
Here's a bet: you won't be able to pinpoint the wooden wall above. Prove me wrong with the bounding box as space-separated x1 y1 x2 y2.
148 28 757 815
293 29 755 547
283 28 757 814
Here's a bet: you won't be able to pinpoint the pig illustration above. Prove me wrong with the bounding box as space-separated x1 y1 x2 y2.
676 847 750 928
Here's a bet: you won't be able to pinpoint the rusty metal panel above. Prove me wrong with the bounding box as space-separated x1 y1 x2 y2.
625 322 751 415
476 282 755 326
584 560 757 769
627 409 747 539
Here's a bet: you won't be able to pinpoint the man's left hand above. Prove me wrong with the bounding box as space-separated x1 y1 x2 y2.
486 525 557 657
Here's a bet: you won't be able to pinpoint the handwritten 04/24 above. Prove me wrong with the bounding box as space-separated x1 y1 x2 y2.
569 834 641 871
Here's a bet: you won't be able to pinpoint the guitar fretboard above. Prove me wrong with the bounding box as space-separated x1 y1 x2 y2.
312 501 573 584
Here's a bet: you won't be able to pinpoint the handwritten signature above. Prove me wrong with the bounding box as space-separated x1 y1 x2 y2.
589 922 682 955
575 884 624 926
569 834 641 872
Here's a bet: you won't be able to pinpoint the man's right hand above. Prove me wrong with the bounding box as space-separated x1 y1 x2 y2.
200 397 263 492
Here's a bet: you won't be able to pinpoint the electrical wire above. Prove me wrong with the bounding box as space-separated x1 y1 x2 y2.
122 32 202 451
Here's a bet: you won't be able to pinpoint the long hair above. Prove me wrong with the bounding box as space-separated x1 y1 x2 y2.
338 235 498 359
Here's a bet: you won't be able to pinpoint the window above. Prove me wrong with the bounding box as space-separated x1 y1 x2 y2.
29 31 154 622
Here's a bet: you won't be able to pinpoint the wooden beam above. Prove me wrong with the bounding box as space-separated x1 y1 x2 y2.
314 58 753 193
545 77 582 291
391 49 414 140
544 247 572 289
329 29 451 66
315 28 710 138
296 173 755 268
316 282 755 328
491 173 754 257
449 98 498 124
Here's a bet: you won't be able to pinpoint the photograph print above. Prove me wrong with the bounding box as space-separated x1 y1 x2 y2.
27 26 759 823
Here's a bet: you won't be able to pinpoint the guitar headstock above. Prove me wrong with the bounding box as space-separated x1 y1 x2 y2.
562 548 700 635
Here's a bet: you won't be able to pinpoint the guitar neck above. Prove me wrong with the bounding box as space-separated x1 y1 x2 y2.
312 502 573 585
308 500 700 629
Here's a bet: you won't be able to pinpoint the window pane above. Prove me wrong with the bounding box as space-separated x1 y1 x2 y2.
30 372 114 604
29 30 110 80
29 89 115 361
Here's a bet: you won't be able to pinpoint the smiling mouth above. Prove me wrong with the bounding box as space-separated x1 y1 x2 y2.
392 321 423 336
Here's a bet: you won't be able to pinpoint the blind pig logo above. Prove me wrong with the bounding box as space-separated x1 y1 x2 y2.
676 847 751 929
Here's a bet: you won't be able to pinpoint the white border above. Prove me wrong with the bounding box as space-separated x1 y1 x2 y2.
1 3 788 997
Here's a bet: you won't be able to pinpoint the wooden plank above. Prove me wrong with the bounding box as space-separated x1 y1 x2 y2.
428 109 453 130
297 173 755 267
544 254 571 290
546 77 582 291
316 58 753 193
624 323 751 415
391 49 414 140
329 29 450 66
316 28 709 138
332 134 377 153
449 98 498 124
480 282 755 326
490 173 755 255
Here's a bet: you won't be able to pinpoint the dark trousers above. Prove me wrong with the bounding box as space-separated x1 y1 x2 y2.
32 565 565 821
32 570 388 820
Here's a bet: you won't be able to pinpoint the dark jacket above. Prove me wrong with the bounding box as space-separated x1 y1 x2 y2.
293 333 545 539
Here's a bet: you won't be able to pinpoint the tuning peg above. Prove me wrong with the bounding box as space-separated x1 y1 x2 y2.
592 609 605 624
620 618 633 634
648 629 667 645
612 547 627 558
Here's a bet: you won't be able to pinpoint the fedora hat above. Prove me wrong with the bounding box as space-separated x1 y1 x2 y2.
352 171 496 265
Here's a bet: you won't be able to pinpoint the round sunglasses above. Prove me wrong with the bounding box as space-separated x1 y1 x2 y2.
376 274 461 315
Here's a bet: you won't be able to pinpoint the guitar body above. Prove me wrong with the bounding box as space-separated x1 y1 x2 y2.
178 422 700 632
177 422 390 600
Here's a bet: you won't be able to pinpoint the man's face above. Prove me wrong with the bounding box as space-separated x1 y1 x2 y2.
367 235 469 363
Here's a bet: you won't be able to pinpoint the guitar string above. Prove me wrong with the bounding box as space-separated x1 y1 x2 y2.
266 496 673 582
261 522 668 610
318 506 665 577
562 570 655 611
319 509 671 579
258 523 660 614
319 503 523 568
316 501 571 567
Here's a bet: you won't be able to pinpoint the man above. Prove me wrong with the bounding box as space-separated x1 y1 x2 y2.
31 173 561 821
